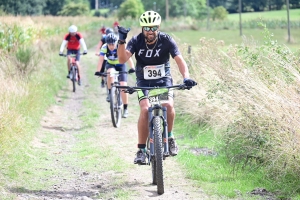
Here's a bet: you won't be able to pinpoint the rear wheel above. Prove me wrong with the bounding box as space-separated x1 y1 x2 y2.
110 85 122 128
153 116 164 195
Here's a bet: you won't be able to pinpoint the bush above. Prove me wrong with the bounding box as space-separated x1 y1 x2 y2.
117 0 144 20
212 6 228 20
58 3 90 16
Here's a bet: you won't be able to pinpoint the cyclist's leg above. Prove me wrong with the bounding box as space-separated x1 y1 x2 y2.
116 64 128 105
106 63 115 90
74 51 81 79
66 50 73 75
100 59 107 87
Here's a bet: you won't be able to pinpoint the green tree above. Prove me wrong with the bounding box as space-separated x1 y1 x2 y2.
212 5 228 20
58 2 90 16
43 0 67 15
0 0 45 15
117 0 144 20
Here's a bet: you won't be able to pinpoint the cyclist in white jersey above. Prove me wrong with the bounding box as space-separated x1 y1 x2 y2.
117 11 197 164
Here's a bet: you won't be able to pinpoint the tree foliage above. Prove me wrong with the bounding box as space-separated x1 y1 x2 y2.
58 3 89 16
117 0 144 20
0 0 45 15
212 6 228 20
43 0 66 15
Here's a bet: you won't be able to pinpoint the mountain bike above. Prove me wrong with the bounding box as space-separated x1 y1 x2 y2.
117 84 193 195
60 54 82 92
97 70 127 128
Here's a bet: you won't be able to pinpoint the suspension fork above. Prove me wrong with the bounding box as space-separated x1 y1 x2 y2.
148 106 154 160
161 106 169 156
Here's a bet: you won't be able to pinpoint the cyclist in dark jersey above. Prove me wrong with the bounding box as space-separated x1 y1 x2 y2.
59 25 87 86
117 11 197 164
95 28 114 88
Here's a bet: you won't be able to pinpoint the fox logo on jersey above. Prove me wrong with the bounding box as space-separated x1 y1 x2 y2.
138 49 161 58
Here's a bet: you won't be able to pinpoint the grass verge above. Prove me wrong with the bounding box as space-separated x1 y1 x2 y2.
174 115 300 199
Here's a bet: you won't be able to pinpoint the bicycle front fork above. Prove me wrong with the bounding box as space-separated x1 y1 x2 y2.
148 106 169 158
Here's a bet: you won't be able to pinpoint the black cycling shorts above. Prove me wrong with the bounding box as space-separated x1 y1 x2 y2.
136 77 174 102
105 63 127 82
67 50 80 61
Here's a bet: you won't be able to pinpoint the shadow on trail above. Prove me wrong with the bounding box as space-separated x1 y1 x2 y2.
42 125 92 132
9 180 148 198
8 187 95 199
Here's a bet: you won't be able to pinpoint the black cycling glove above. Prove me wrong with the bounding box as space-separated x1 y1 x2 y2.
128 68 135 74
95 71 102 76
183 78 197 86
118 26 130 41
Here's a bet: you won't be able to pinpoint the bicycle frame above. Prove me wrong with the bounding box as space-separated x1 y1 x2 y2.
116 84 192 195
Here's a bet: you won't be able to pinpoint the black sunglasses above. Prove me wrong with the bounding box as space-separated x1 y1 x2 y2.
143 26 158 32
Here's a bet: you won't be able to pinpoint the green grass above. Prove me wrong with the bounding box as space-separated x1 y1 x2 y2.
227 8 300 21
170 28 300 52
174 116 300 199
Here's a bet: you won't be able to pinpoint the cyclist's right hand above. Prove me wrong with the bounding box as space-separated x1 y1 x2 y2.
128 68 135 74
183 78 197 87
95 71 102 76
117 26 130 41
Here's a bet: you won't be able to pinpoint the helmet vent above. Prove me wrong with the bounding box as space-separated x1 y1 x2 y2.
152 17 156 22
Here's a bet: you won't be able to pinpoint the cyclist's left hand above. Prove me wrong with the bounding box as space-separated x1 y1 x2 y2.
83 50 87 55
183 78 197 86
128 68 135 74
117 26 130 41
95 71 102 76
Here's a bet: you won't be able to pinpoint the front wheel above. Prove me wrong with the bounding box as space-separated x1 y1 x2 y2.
110 85 122 128
153 116 164 194
71 66 76 92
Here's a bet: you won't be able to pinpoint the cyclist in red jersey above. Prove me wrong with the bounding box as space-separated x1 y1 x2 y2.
59 25 87 86
113 21 119 34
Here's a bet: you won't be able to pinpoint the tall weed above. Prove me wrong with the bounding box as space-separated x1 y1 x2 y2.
173 22 300 188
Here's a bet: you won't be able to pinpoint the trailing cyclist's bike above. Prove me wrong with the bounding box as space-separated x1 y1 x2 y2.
60 54 82 92
97 71 127 128
117 84 193 195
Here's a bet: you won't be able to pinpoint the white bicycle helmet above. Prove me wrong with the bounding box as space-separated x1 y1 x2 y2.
68 25 78 33
139 11 161 27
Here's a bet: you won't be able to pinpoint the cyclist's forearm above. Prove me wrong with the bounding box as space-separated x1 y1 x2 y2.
79 38 87 51
117 44 128 64
175 55 190 79
60 40 67 52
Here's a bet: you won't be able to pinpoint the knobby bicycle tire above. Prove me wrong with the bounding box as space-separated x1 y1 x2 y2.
148 135 157 185
71 66 76 92
109 86 122 128
153 116 164 195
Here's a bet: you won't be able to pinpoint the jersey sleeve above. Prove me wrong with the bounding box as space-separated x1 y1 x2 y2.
100 44 108 56
167 35 181 58
126 36 137 55
63 33 69 40
76 32 83 39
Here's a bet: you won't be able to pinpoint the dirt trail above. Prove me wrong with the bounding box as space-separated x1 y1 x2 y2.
8 51 214 200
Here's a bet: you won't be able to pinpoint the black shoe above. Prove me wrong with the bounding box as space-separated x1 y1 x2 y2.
134 149 146 165
168 138 178 156
106 95 110 102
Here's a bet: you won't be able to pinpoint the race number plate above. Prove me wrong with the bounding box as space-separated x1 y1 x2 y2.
143 65 165 80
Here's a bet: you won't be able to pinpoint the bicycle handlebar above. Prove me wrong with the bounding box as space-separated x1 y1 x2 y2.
95 71 129 77
116 84 193 94
60 53 84 57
